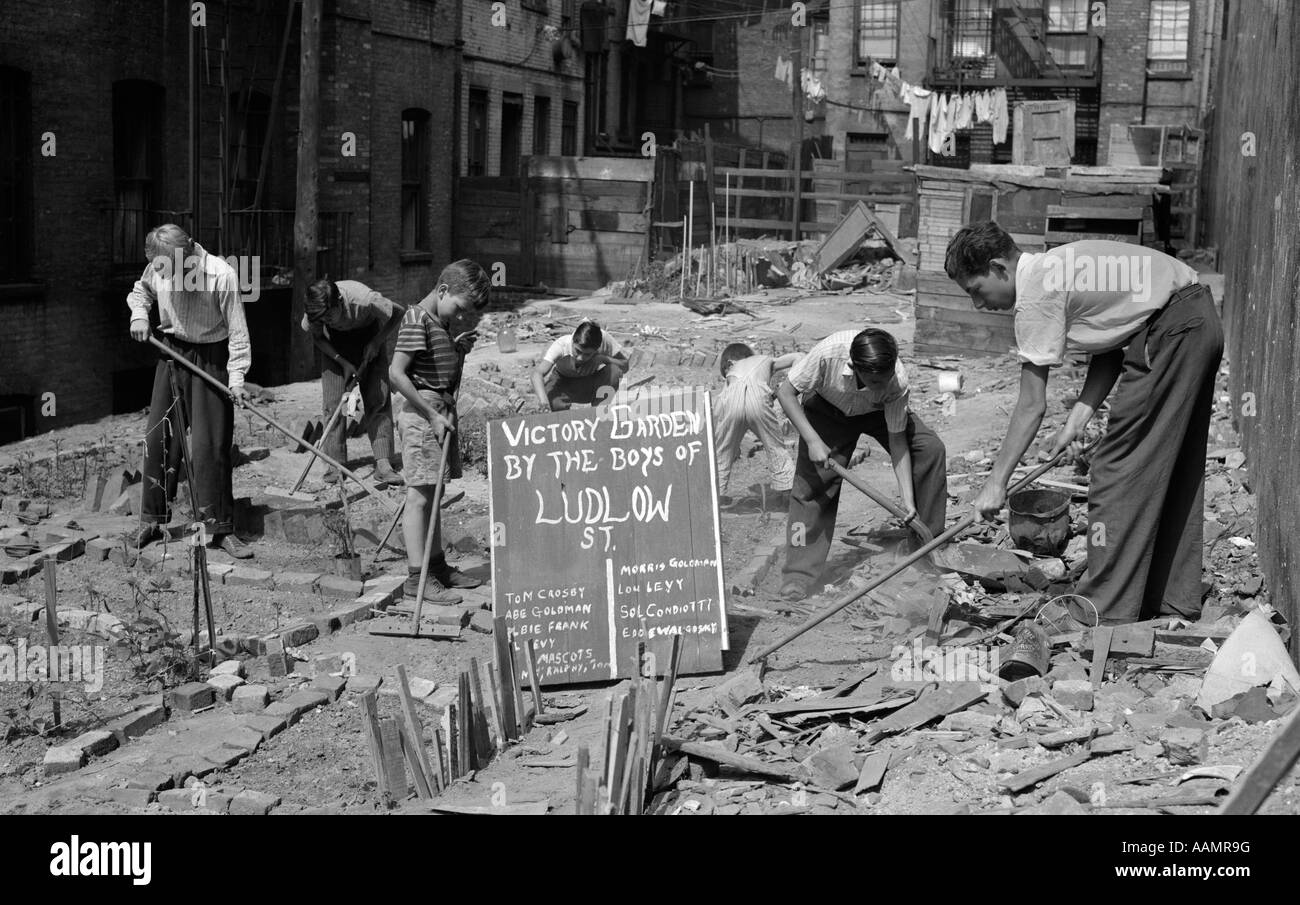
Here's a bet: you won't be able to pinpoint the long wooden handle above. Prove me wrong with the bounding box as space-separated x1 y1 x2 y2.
410 436 453 633
147 335 395 511
290 372 357 493
828 460 935 544
749 446 1080 663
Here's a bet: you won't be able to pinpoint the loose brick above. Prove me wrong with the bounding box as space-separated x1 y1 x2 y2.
310 674 348 702
85 537 114 562
106 704 166 744
426 604 471 627
108 787 155 808
44 538 86 562
330 598 378 627
240 712 289 740
167 682 216 713
230 789 281 816
43 745 86 776
227 566 275 588
1051 679 1095 712
277 621 319 647
232 684 270 713
276 571 322 591
346 675 383 696
469 610 495 634
211 659 246 678
197 791 235 814
126 770 175 792
157 789 195 812
317 575 365 599
208 673 246 701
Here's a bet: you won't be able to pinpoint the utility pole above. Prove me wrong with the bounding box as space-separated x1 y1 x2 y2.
790 33 804 242
292 0 322 380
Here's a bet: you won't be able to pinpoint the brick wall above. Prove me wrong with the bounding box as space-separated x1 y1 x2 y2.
459 1 585 177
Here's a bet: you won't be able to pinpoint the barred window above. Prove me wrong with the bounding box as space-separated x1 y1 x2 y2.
857 0 900 66
1148 0 1191 69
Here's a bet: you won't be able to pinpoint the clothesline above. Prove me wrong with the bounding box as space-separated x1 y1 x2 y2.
869 61 1010 154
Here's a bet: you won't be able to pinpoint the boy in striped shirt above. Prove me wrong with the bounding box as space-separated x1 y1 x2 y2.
775 328 948 600
389 260 491 602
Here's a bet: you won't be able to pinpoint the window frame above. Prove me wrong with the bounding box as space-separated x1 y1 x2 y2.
855 0 901 68
0 66 33 284
533 95 552 157
467 88 490 178
1147 0 1193 77
561 100 579 157
400 108 431 252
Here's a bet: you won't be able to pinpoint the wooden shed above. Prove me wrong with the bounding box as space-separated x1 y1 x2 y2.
910 164 1170 356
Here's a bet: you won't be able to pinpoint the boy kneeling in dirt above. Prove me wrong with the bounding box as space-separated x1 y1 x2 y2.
531 320 629 411
776 328 948 601
389 260 491 602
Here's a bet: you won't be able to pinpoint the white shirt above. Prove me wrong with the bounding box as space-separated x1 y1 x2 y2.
787 330 911 432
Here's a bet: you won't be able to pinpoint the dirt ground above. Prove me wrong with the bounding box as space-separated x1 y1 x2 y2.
3 270 1297 816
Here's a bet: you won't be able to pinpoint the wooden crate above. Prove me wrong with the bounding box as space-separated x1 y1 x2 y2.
914 272 1017 357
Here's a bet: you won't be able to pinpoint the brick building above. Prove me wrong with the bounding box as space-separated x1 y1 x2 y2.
0 0 458 439
683 0 1218 170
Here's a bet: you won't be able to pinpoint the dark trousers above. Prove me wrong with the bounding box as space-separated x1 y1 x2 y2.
545 364 624 410
321 326 394 466
782 396 948 588
1078 284 1223 624
140 337 235 534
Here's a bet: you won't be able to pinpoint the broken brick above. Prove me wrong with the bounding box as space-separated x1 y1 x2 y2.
167 682 215 714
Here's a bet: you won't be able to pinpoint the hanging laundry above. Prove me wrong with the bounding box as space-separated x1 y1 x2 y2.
627 0 652 46
801 69 826 103
991 88 1009 144
580 0 612 53
901 84 932 140
775 55 793 87
928 93 949 153
651 0 667 14
954 93 973 130
974 90 992 123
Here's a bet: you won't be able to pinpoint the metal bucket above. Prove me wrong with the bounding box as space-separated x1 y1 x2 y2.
998 621 1050 681
1008 488 1071 557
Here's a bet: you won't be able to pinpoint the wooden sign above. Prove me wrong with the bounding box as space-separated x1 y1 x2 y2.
487 388 728 686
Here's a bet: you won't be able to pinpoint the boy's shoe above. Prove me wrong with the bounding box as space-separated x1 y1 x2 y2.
402 571 463 604
778 580 808 601
213 533 254 559
434 565 482 590
128 523 163 550
374 460 405 486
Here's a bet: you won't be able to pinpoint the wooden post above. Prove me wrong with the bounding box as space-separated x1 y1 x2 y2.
291 0 323 381
360 693 394 807
790 40 804 242
524 639 545 716
43 557 60 730
396 665 439 795
189 5 200 236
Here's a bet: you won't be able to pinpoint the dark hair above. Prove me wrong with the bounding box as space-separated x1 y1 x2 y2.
850 328 898 375
719 342 754 376
572 321 603 349
944 221 1020 282
305 279 336 323
438 259 491 309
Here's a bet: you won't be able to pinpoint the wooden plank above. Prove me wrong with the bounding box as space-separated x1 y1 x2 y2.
395 665 438 796
999 748 1092 793
853 750 890 794
493 616 518 740
749 692 913 719
468 656 493 760
1089 624 1113 691
915 304 1015 325
863 684 988 744
397 723 433 799
1047 205 1144 219
378 717 408 800
727 188 915 205
1220 701 1300 814
661 735 811 782
360 692 393 806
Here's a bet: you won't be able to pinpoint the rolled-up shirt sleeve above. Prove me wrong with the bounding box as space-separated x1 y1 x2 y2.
127 265 156 325
219 271 252 389
1014 261 1069 367
786 346 822 397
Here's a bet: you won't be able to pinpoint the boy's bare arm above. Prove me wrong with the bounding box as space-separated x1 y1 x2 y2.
772 353 802 371
887 430 918 520
777 379 831 466
531 359 555 407
389 350 451 436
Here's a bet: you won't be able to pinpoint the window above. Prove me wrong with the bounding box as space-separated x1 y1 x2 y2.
533 96 552 157
229 90 270 210
1148 0 1191 72
0 67 32 283
112 80 165 267
467 89 489 177
947 0 992 59
1046 0 1090 68
856 0 900 66
400 108 430 251
501 92 524 177
561 100 578 156
809 17 830 77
